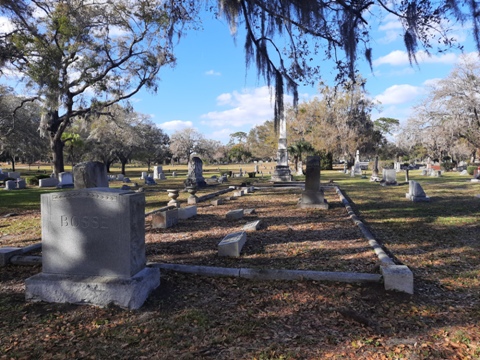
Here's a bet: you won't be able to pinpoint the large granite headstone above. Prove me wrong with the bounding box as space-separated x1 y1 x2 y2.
298 156 328 209
185 157 206 187
73 161 109 189
25 188 159 309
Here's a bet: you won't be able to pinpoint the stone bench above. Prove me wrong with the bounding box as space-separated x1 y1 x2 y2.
218 231 247 257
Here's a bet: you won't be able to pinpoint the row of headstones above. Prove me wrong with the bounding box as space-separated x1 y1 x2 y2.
1 169 25 190
152 186 255 228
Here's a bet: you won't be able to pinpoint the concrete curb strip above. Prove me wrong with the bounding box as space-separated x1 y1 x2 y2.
149 263 382 283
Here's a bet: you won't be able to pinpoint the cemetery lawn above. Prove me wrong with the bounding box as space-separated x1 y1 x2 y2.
1 168 480 359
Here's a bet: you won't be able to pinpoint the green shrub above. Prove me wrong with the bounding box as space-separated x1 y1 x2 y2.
26 174 51 185
441 162 455 172
467 166 478 176
247 172 256 178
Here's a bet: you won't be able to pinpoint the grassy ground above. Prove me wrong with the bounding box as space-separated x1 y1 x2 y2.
1 165 480 359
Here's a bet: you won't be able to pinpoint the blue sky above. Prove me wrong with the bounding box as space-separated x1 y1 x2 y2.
1 7 477 144
130 11 477 144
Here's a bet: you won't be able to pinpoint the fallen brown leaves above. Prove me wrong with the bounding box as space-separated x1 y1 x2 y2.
1 184 479 359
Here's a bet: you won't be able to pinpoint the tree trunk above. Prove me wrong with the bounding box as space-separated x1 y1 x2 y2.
121 160 127 175
9 155 15 172
51 137 65 177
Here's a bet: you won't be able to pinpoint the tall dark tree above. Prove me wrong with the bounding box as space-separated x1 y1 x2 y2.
0 0 196 176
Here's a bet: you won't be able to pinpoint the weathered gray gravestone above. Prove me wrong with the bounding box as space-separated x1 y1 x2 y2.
153 166 166 180
299 156 328 209
57 172 74 188
406 180 430 202
185 157 206 187
73 161 109 189
25 188 159 309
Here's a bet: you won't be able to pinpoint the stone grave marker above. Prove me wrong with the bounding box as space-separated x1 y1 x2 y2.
57 172 74 188
39 177 59 188
299 156 328 209
153 166 166 180
406 181 430 202
226 209 244 220
152 208 178 228
25 188 159 309
8 171 20 179
4 180 16 190
73 161 109 189
218 231 247 257
185 157 206 187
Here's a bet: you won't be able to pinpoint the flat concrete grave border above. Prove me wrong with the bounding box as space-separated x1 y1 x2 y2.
218 231 247 257
0 247 22 266
226 209 244 220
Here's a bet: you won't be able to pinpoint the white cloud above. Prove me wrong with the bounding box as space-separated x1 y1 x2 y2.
158 120 193 133
0 16 15 33
374 84 425 105
205 69 221 76
204 128 233 143
200 86 292 128
373 50 458 67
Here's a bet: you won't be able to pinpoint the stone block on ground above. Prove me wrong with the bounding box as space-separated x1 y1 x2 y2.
218 231 247 257
243 220 263 231
211 199 225 206
233 190 244 197
39 178 59 188
178 206 197 220
8 171 20 179
5 180 16 190
151 208 179 229
244 208 256 215
226 209 244 220
381 265 414 294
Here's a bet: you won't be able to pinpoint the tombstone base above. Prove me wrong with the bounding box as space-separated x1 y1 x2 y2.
25 267 160 310
298 190 329 209
405 194 431 202
270 166 293 182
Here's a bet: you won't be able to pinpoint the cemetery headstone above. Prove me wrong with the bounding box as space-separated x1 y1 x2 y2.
299 156 328 209
8 171 20 179
25 188 159 309
4 180 15 190
57 172 74 188
406 180 430 202
153 166 166 180
73 161 109 189
151 208 178 228
218 231 247 257
185 157 206 187
382 169 397 185
39 177 59 188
